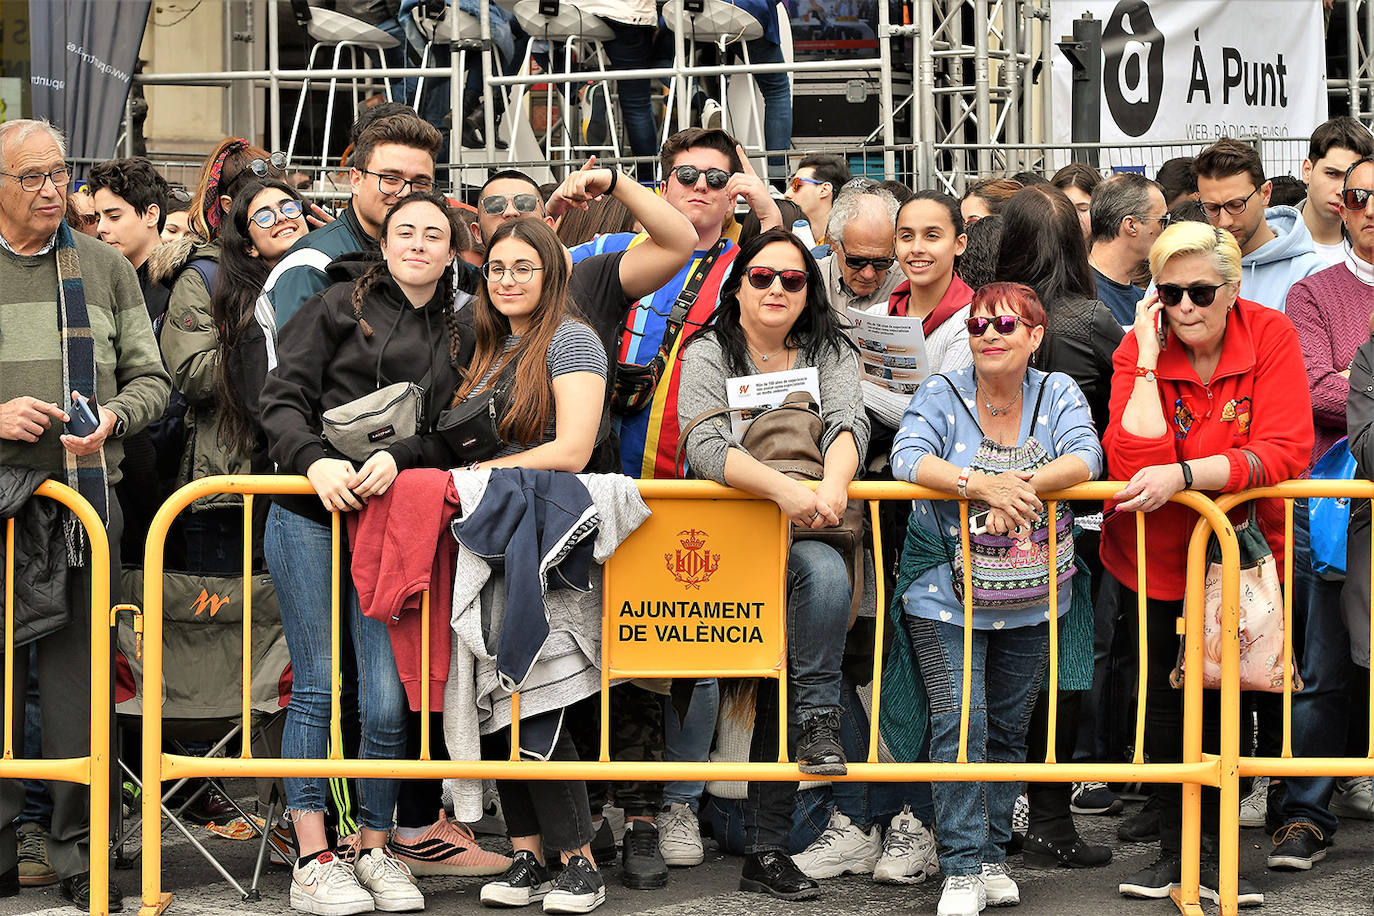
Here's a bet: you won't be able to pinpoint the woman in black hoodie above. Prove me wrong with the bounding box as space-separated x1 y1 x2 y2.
259 192 473 916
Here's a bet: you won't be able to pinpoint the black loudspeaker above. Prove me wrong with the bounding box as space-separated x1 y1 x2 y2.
790 76 911 144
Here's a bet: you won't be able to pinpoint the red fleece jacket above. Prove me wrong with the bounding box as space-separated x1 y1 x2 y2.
348 469 459 711
1100 298 1313 600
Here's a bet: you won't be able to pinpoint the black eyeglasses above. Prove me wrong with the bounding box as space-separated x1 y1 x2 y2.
671 165 730 190
479 193 541 216
1343 187 1374 210
250 199 304 229
1157 282 1226 307
1200 186 1260 219
966 314 1031 336
843 253 895 272
248 152 288 178
357 169 435 197
482 262 544 283
745 266 807 292
1 165 70 192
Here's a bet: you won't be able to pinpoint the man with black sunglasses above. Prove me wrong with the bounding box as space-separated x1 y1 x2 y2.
1194 138 1325 312
815 187 902 313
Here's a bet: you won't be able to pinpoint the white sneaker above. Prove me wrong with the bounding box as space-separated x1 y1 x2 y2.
655 803 704 867
937 874 987 916
1331 776 1374 820
790 809 881 879
353 847 424 912
980 862 1019 907
701 98 723 131
873 805 939 885
1239 777 1269 829
291 851 376 916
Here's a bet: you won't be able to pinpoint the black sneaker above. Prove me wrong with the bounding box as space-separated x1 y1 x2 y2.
589 818 617 868
481 849 554 908
1070 781 1124 815
1118 853 1180 899
739 850 821 901
543 854 605 914
619 820 668 889
58 871 124 912
1118 796 1162 843
796 710 847 776
1267 821 1329 871
1200 862 1264 908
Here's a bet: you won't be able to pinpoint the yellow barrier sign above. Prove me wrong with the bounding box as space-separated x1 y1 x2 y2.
604 497 788 676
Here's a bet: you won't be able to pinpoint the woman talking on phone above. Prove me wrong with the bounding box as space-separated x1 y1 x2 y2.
1101 221 1311 907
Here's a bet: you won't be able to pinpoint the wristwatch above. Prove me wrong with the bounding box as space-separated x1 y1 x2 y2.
1179 460 1193 489
112 413 126 437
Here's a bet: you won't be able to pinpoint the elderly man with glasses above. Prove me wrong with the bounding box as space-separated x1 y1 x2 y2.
815 186 903 314
1193 137 1325 312
0 119 169 912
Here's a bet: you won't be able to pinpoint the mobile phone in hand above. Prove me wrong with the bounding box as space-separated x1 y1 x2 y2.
1154 308 1167 349
969 509 990 535
66 392 100 437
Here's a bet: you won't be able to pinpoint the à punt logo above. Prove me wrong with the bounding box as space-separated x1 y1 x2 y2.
665 528 720 589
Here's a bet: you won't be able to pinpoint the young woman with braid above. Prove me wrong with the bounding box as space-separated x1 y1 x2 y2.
259 192 482 915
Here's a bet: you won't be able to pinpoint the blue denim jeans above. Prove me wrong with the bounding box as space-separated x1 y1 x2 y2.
727 39 791 178
265 504 407 832
742 540 848 852
907 615 1048 876
704 787 831 856
663 678 719 811
601 20 660 163
1280 498 1350 836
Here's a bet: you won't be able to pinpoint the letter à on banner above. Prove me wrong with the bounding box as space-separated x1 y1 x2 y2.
603 498 787 677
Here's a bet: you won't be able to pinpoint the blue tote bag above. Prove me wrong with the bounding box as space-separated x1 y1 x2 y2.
1309 437 1357 580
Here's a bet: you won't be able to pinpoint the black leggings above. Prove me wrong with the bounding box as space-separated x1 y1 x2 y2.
480 727 592 853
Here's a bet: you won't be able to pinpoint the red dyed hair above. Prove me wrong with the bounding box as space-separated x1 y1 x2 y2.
970 281 1047 328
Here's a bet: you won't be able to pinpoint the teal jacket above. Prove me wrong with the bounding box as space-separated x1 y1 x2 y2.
878 513 1095 762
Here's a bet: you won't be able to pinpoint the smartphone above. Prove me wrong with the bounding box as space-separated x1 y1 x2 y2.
1154 308 1168 349
969 509 990 535
66 392 100 438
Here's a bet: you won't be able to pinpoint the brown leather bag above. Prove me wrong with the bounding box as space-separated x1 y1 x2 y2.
677 391 866 624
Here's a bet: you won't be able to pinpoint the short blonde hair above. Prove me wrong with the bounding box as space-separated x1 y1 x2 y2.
1148 220 1242 285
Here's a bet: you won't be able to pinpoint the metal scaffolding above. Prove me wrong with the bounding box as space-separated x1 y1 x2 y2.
124 0 1374 193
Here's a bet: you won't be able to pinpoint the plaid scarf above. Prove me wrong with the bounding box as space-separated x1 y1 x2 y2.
55 221 108 564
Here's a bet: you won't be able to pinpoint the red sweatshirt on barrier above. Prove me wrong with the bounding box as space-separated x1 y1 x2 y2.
1100 297 1314 601
348 468 459 711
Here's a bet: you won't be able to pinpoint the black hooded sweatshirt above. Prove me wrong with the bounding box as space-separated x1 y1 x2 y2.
260 253 475 523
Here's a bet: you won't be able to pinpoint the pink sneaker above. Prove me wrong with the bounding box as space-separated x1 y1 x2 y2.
388 816 512 876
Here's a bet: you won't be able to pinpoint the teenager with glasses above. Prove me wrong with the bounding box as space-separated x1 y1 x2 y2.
889 281 1100 916
1264 154 1374 869
1102 222 1313 907
269 113 445 328
996 182 1124 869
678 227 868 903
1193 137 1326 312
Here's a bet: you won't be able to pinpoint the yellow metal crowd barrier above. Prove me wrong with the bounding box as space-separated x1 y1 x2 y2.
0 481 114 916
128 474 1247 916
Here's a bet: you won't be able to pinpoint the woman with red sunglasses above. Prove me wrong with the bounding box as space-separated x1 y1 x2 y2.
887 281 1101 916
677 227 868 902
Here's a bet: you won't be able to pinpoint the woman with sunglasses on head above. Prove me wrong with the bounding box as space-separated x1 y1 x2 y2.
1102 222 1312 907
677 227 868 902
260 192 478 916
210 179 310 473
888 282 1100 916
994 183 1124 867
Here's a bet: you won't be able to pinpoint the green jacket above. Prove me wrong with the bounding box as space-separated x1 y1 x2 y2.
878 512 1094 762
152 237 247 509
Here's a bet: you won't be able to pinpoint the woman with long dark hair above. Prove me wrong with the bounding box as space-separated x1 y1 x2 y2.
260 191 476 916
212 178 308 466
678 227 868 902
995 182 1124 868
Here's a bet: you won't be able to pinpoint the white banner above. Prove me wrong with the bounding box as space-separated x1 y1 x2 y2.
1050 0 1327 166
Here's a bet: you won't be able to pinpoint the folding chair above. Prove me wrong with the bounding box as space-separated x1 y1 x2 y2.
113 567 292 902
